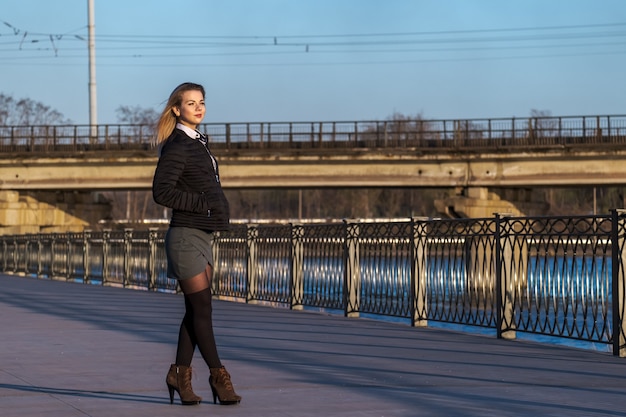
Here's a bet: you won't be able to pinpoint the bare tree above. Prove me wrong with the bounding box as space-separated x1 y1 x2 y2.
115 105 159 144
115 105 158 125
0 93 70 125
529 109 558 138
361 112 437 147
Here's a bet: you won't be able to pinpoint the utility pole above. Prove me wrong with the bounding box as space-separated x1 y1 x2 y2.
88 0 97 137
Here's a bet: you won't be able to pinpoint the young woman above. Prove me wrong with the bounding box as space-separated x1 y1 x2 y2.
152 82 241 406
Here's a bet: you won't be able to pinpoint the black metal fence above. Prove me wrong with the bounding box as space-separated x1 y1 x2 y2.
2 213 626 356
1 115 625 154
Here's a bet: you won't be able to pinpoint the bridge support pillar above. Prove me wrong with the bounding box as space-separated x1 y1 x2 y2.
434 187 548 218
0 190 111 235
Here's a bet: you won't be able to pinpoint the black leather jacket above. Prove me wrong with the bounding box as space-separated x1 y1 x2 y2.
152 129 230 232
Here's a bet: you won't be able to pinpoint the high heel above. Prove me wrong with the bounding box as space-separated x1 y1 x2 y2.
209 366 241 405
165 364 202 405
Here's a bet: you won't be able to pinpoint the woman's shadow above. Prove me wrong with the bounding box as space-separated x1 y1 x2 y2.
0 383 165 404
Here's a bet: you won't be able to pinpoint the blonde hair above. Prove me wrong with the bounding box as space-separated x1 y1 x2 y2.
153 82 206 147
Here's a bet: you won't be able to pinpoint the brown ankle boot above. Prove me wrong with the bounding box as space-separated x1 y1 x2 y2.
166 364 202 405
209 366 241 405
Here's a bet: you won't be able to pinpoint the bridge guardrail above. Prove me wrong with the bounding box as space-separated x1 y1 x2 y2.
2 212 626 356
2 115 626 155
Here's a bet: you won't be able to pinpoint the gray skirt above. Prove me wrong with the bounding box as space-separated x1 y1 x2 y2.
165 227 215 281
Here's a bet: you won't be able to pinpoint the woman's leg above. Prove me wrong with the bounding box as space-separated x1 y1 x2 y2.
176 265 222 369
174 295 196 366
179 265 242 405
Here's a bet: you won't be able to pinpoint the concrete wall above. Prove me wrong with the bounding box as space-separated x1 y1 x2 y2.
0 191 111 235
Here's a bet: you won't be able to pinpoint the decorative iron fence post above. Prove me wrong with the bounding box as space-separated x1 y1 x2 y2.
148 228 158 291
10 235 16 274
290 223 305 310
344 220 361 317
612 209 626 356
83 230 91 284
123 229 132 288
102 229 111 285
65 232 72 281
496 214 515 339
497 213 527 340
36 233 43 278
246 224 258 303
48 234 56 278
24 235 32 276
412 217 429 327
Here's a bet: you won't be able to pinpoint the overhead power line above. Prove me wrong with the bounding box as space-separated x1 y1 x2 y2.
3 19 626 44
1 19 626 67
90 21 626 39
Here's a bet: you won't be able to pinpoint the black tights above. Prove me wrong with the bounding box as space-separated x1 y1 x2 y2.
175 286 222 369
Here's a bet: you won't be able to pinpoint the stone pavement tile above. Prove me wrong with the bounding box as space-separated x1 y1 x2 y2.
2 274 626 417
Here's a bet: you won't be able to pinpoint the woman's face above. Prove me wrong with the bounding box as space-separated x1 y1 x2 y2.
173 89 205 129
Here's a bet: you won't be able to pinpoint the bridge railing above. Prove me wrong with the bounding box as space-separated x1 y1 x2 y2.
2 212 626 356
1 114 625 154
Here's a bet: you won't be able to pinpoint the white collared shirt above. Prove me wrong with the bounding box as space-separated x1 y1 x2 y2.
176 123 202 139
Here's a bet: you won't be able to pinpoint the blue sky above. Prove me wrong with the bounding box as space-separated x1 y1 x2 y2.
2 0 625 125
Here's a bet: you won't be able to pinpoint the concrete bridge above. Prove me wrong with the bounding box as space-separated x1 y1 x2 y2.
1 115 625 233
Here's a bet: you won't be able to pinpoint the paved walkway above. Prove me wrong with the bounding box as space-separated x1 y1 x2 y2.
1 273 626 417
